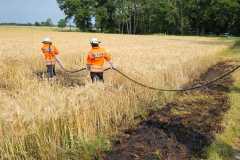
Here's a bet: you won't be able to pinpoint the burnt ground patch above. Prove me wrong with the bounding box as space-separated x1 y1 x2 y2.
103 61 239 160
34 70 87 87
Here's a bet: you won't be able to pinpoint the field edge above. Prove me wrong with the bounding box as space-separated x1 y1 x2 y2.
206 39 240 160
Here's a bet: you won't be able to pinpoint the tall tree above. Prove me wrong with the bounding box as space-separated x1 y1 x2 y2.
58 19 67 28
57 0 94 31
57 0 240 35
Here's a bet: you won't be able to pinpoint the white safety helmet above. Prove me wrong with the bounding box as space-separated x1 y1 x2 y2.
42 37 52 43
90 38 101 44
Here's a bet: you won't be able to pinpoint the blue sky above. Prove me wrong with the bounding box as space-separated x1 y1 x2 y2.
0 0 65 24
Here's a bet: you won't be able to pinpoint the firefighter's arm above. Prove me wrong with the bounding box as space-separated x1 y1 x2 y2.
104 53 115 69
54 47 65 70
86 53 92 70
54 46 60 55
55 55 65 70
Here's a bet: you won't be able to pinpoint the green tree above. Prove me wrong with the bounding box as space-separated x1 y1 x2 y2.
45 18 54 26
56 0 240 35
58 19 67 28
57 0 94 31
34 21 40 26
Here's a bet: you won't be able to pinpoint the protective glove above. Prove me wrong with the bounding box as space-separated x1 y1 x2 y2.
86 64 91 71
108 61 115 69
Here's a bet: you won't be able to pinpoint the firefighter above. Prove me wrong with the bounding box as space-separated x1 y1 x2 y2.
86 38 115 83
41 37 63 79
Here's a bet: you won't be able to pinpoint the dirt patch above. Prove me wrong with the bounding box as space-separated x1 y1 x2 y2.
103 61 238 160
34 70 87 87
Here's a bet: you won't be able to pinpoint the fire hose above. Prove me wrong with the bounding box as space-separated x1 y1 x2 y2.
58 64 240 92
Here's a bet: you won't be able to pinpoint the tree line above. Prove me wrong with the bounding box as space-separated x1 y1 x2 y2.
57 0 240 35
0 18 54 27
0 18 68 28
34 18 54 26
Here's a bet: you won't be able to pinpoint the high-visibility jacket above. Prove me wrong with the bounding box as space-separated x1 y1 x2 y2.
41 44 59 65
87 47 111 72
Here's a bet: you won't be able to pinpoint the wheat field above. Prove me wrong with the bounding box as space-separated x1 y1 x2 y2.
0 26 232 159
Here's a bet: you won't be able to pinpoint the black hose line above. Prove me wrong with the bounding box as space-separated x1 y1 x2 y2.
61 67 111 73
62 65 240 92
61 67 86 73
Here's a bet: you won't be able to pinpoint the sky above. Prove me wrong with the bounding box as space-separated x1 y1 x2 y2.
0 0 65 24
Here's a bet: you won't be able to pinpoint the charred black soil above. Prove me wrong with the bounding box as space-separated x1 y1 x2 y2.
104 61 238 160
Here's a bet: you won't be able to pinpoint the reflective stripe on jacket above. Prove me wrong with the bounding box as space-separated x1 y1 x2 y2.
41 44 59 65
87 47 111 72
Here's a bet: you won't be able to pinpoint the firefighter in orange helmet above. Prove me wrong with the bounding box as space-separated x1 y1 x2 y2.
86 38 115 82
41 37 63 79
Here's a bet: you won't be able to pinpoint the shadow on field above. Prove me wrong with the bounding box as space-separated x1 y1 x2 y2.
103 61 237 160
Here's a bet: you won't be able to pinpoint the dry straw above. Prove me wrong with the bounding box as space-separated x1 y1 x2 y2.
0 27 231 159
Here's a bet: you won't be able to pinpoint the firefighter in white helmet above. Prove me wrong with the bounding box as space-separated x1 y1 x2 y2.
41 37 64 79
86 38 115 82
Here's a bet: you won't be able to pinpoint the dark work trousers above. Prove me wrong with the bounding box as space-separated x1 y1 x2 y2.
90 72 104 83
46 65 56 78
